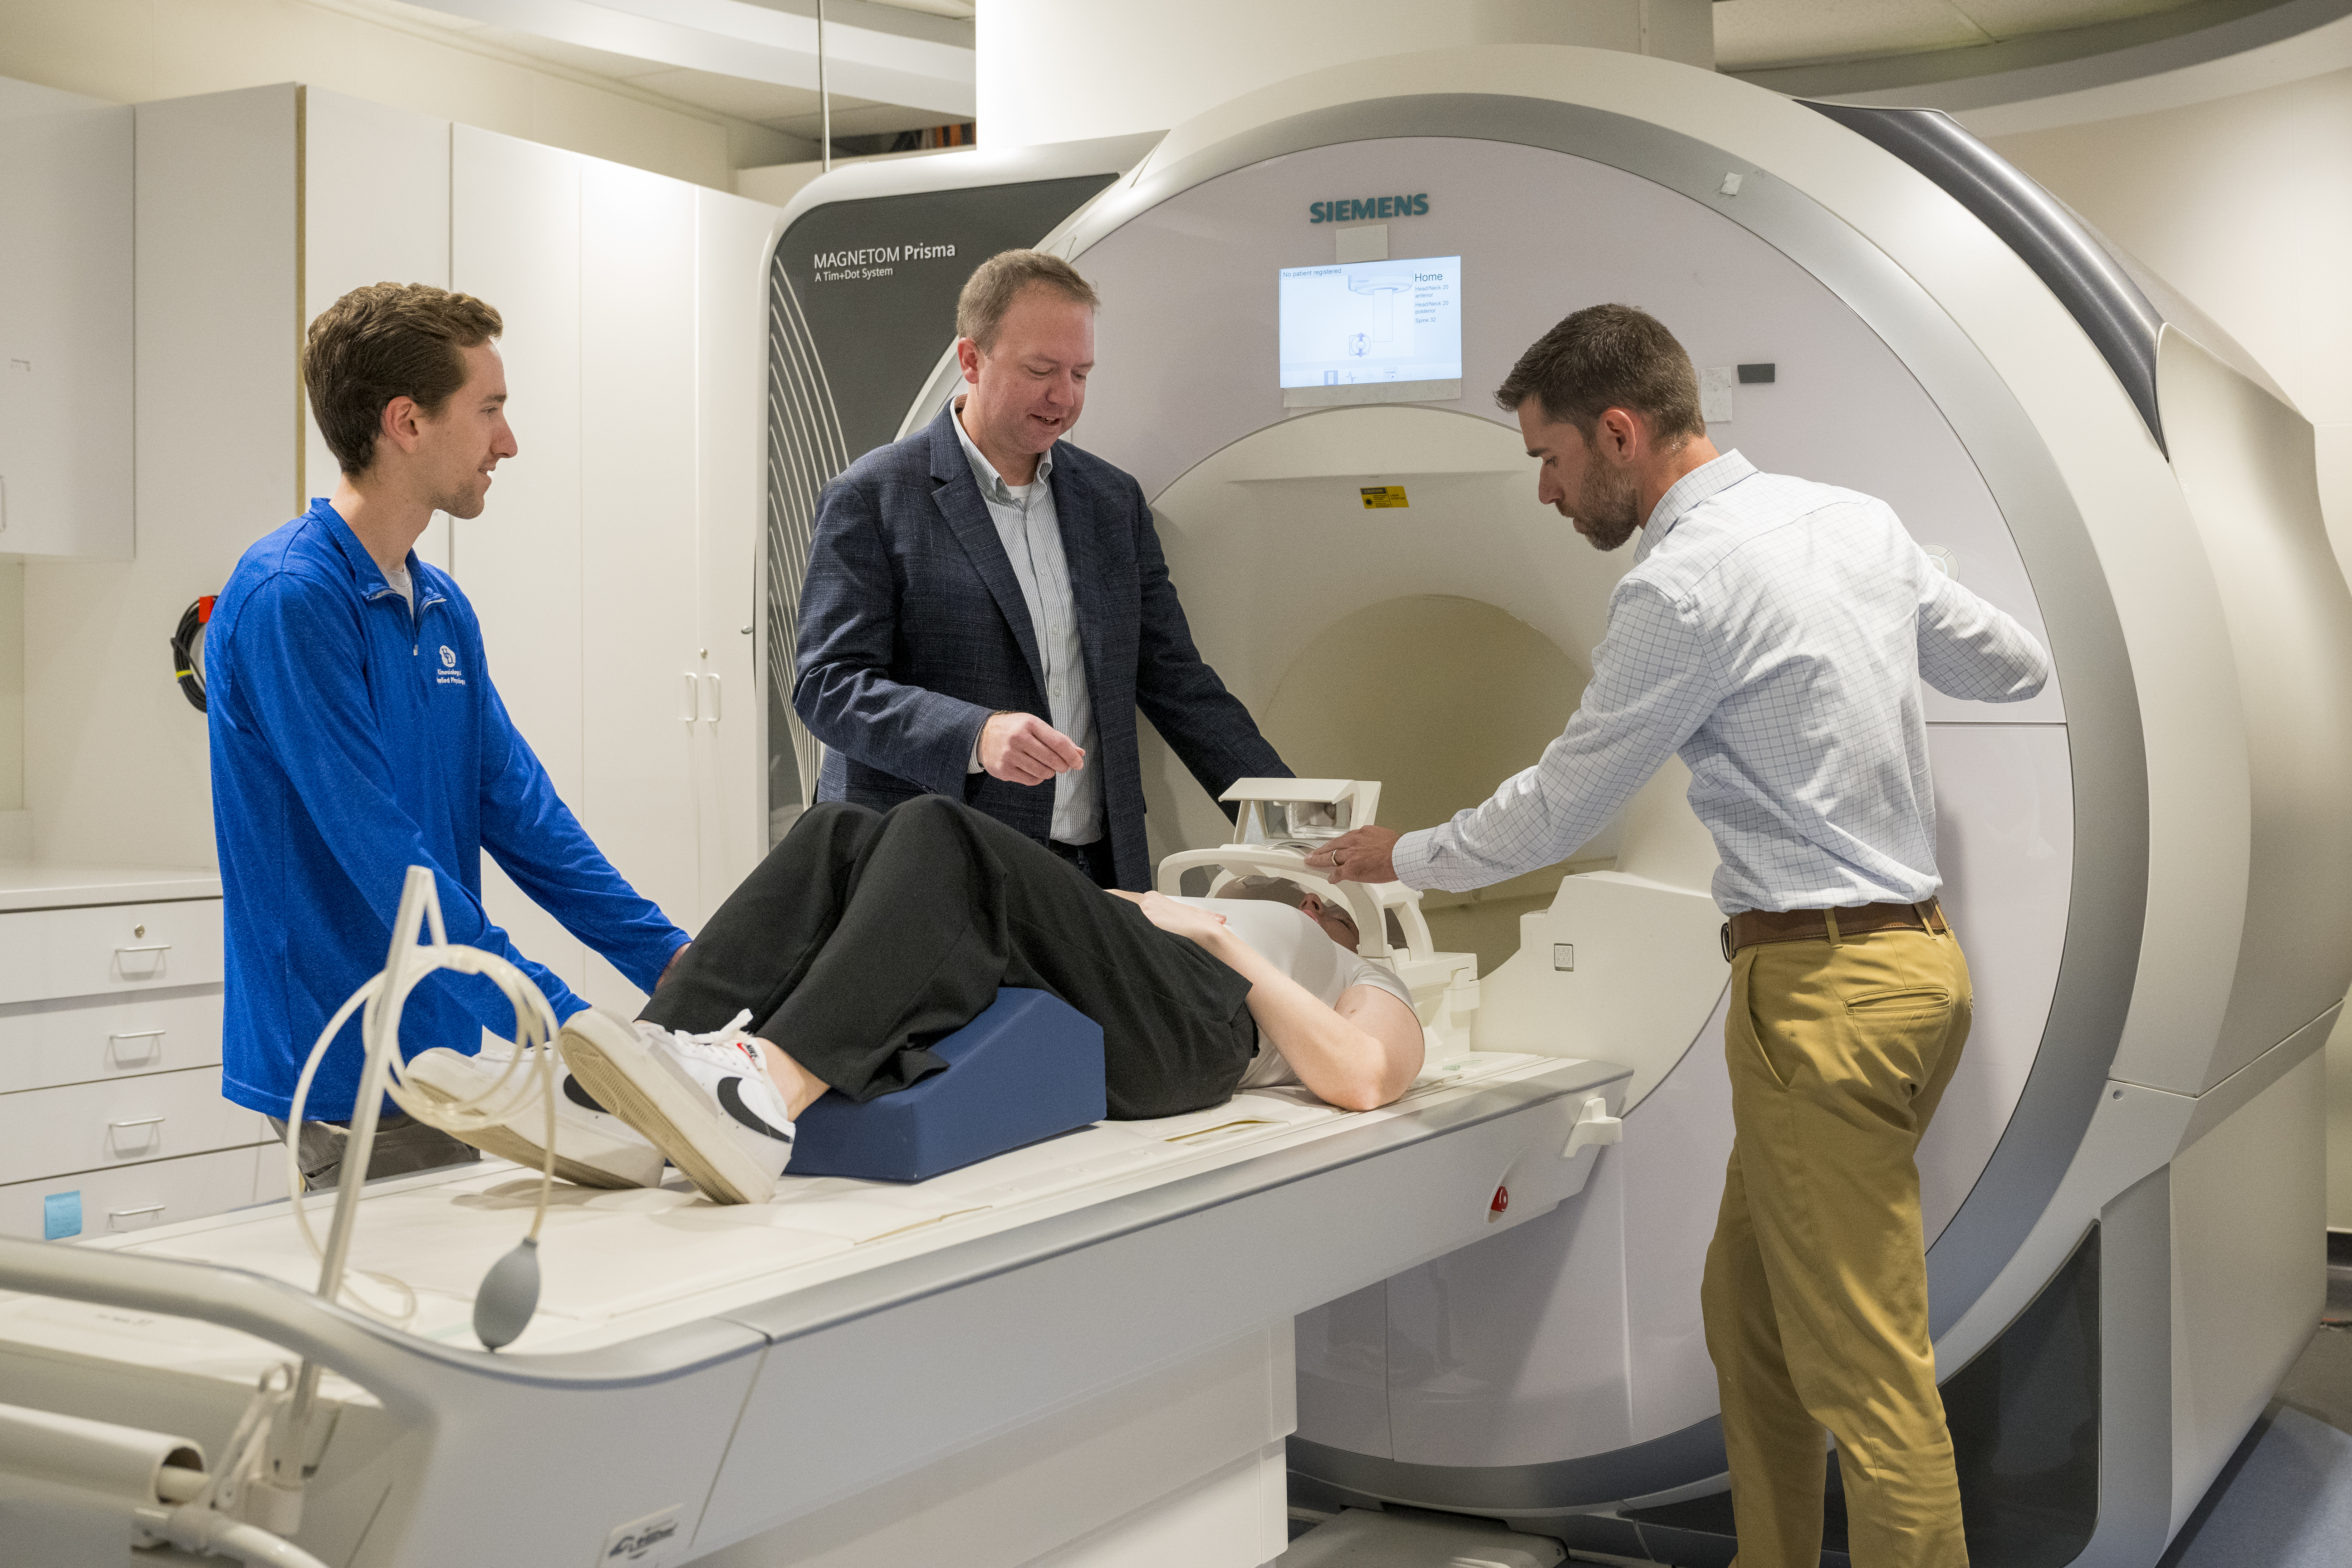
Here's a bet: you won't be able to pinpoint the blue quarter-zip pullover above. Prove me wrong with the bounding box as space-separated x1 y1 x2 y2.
208 499 688 1119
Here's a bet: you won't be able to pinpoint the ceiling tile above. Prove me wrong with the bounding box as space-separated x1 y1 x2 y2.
1950 0 2205 39
1714 0 1994 72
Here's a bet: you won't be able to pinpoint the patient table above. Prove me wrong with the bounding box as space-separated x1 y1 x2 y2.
0 1046 1629 1567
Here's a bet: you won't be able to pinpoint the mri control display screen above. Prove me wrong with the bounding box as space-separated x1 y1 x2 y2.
1278 256 1462 390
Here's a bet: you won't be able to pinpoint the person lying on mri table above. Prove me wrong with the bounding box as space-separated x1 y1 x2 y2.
405 794 1426 1204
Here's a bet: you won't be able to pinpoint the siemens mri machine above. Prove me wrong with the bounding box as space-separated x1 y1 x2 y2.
2 44 2347 1568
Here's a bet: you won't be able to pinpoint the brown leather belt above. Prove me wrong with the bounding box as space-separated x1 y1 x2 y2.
1720 898 1949 960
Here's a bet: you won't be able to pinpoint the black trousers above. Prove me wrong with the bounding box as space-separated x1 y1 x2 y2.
639 797 1256 1120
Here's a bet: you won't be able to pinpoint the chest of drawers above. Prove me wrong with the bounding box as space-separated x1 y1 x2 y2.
0 868 269 1239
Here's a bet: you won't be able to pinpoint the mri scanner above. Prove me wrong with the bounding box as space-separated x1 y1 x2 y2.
1 41 2348 1568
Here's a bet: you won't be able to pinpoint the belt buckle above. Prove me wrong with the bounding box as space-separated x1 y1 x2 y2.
1719 920 1733 963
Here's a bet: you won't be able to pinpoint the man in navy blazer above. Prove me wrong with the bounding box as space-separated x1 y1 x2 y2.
794 249 1288 891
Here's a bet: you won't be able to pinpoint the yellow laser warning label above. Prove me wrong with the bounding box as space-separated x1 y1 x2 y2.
1360 485 1409 509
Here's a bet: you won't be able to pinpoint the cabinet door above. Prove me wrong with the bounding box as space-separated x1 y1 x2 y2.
303 88 451 569
451 126 591 1001
695 190 782 920
0 101 132 559
580 159 704 1007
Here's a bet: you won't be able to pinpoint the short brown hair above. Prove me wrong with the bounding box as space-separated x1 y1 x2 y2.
956 250 1098 351
1494 304 1704 446
304 283 504 475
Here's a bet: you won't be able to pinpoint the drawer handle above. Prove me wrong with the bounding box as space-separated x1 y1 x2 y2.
108 1029 167 1066
117 944 173 954
109 1205 166 1219
109 1116 166 1130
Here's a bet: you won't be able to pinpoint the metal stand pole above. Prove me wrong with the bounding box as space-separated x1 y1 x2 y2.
285 867 438 1444
817 0 831 173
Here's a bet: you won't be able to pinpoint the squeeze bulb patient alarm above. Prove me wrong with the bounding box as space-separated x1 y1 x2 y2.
472 1235 542 1352
284 865 563 1352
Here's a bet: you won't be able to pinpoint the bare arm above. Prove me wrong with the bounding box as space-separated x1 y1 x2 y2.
1110 892 1425 1110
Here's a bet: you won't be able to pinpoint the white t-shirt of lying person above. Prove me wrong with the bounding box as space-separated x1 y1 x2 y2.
1175 897 1418 1091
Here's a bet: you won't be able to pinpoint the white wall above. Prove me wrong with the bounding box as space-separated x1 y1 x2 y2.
0 0 796 190
973 0 1714 147
1984 68 2352 1228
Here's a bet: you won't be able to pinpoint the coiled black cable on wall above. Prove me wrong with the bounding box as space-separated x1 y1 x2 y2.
172 595 216 713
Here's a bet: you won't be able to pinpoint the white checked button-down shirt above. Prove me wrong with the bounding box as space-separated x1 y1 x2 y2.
1392 451 2051 914
953 403 1103 845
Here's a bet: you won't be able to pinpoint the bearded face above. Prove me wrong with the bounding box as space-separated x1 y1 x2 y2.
1569 429 1646 551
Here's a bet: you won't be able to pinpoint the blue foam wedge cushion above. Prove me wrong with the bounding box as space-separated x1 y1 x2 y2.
787 988 1107 1183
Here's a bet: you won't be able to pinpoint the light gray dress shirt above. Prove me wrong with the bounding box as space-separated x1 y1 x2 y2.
953 403 1104 845
1392 451 2051 914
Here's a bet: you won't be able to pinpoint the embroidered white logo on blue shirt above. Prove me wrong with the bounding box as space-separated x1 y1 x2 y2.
436 645 466 686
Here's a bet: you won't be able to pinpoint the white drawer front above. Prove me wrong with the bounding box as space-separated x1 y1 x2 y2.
0 1065 267 1186
0 988 224 1093
0 1144 263 1240
0 898 225 1005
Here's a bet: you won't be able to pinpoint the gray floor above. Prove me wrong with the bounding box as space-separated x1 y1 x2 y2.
2156 1256 2352 1568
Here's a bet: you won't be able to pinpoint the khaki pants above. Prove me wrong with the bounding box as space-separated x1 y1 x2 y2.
1701 922 1973 1568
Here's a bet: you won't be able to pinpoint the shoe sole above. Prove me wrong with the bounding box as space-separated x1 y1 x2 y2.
558 1011 776 1205
405 1058 658 1191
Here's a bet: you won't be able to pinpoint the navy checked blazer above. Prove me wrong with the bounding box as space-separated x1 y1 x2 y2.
792 405 1289 892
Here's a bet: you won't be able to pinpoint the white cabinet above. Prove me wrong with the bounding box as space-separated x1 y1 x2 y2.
0 1067 265 1187
0 878 270 1240
0 93 132 559
0 988 224 1095
0 896 225 1004
440 124 779 1010
447 125 591 1000
21 83 777 1071
0 1145 268 1242
695 190 777 904
301 87 453 571
579 157 706 1007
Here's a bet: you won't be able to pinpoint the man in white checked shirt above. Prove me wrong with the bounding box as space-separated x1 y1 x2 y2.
1312 304 2049 1568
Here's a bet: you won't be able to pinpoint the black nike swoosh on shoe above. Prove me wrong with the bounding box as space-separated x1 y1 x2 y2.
717 1076 794 1142
562 1073 610 1116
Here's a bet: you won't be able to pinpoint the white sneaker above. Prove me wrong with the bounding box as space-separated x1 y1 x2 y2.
403 1047 666 1190
557 1009 795 1205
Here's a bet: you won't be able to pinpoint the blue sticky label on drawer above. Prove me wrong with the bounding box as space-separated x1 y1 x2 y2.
44 1191 83 1240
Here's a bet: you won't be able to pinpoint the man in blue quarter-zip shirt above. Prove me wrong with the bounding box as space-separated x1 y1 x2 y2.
208 283 689 1189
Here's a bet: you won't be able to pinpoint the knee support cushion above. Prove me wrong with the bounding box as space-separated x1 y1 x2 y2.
788 989 1107 1183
